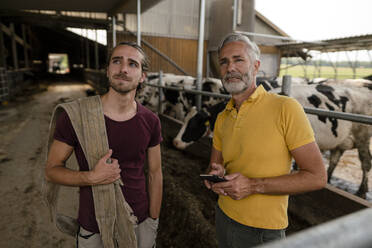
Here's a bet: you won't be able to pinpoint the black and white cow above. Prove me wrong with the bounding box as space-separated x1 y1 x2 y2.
256 76 309 91
137 73 225 121
173 83 372 198
319 78 372 90
173 101 228 149
138 74 310 121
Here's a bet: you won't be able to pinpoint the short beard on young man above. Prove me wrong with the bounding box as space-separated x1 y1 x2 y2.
109 73 139 94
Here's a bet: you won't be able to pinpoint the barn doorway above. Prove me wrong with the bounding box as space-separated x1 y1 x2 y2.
48 53 70 74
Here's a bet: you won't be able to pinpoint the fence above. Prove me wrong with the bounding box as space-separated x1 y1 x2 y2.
258 208 372 248
145 72 372 125
146 72 372 247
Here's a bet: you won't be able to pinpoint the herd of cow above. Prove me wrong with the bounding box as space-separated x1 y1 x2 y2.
137 73 372 198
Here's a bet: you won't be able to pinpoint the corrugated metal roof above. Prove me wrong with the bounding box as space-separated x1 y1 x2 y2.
277 34 372 53
0 10 109 29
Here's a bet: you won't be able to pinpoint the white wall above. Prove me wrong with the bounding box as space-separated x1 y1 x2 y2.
125 0 214 40
258 53 280 78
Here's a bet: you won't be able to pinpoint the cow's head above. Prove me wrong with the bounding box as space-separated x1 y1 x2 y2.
173 107 211 149
173 101 227 150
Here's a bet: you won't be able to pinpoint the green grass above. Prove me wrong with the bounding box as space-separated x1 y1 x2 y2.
279 65 372 79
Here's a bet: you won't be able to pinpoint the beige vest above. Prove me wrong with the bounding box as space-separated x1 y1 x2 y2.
43 95 138 248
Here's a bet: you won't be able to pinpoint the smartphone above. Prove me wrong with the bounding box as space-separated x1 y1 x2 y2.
200 174 227 183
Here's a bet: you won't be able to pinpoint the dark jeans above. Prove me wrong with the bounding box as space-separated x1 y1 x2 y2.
215 205 285 248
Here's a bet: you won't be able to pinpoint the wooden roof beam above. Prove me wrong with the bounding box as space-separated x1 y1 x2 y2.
0 23 30 48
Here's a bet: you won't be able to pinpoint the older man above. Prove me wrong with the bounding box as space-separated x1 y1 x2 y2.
45 42 162 248
204 33 326 247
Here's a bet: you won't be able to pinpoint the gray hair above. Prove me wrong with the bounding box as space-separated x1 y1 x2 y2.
218 33 260 62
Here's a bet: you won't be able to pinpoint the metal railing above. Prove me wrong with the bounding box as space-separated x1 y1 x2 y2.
304 108 372 125
147 72 372 248
258 208 372 248
145 73 372 125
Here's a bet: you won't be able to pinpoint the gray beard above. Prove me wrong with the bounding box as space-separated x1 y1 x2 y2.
222 72 252 94
223 81 249 94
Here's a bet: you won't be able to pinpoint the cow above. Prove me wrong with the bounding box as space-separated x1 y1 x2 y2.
173 83 372 198
173 101 228 149
256 76 310 91
137 72 226 121
319 78 372 90
138 74 309 121
172 76 311 149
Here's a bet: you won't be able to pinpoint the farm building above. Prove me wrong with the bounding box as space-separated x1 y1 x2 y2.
112 0 290 78
0 0 372 247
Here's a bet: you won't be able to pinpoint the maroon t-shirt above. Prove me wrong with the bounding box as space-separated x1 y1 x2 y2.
54 102 162 233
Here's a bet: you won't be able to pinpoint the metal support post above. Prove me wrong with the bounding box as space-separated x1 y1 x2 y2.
85 29 90 69
367 50 372 68
22 24 29 68
235 1 255 40
196 0 205 111
301 59 307 78
312 52 319 79
281 75 292 96
285 56 289 75
112 16 116 48
10 23 18 70
95 30 99 70
247 0 255 40
232 0 238 32
317 55 322 77
345 51 356 79
326 52 338 79
0 21 6 69
353 50 359 79
157 70 163 114
137 0 141 45
27 26 32 68
206 51 210 77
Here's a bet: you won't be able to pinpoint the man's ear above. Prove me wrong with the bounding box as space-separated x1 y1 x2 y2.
140 71 147 83
254 60 260 72
253 60 260 76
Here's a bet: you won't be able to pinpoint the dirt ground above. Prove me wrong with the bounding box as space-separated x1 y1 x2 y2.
0 81 95 247
0 80 370 247
327 146 372 200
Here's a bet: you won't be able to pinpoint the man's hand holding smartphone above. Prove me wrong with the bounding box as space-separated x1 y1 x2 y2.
203 163 226 190
200 174 227 183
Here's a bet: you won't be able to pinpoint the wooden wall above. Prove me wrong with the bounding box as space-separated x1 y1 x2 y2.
111 33 208 77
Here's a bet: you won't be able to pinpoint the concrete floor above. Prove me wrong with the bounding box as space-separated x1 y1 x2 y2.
0 82 92 247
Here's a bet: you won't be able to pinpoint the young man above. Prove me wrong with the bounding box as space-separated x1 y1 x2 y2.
45 42 162 248
204 33 327 247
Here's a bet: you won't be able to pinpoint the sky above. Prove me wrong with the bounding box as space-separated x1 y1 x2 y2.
67 28 107 45
255 0 372 41
255 0 372 61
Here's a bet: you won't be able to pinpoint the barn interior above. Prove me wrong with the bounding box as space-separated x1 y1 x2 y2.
0 0 372 247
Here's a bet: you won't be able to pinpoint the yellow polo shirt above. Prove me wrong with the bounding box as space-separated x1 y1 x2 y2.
213 85 315 229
